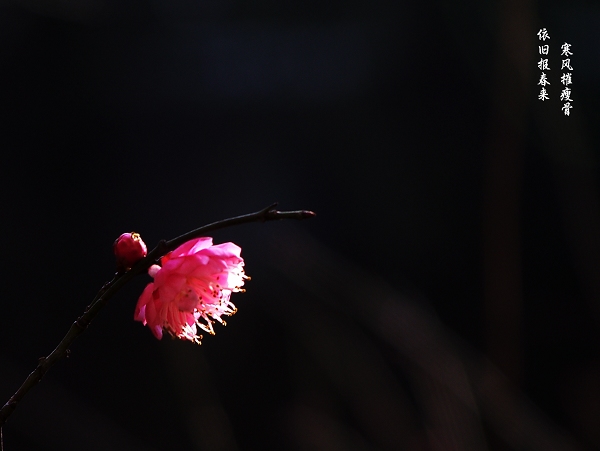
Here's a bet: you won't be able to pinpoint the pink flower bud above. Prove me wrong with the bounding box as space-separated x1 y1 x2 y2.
114 232 147 272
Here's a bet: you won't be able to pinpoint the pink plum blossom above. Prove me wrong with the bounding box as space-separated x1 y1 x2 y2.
134 237 247 344
113 232 147 272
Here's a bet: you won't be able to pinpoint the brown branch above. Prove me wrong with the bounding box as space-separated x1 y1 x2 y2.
0 203 315 431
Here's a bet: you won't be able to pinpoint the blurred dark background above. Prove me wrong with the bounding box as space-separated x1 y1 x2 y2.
1 0 599 449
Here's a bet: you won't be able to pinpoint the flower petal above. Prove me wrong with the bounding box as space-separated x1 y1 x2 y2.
171 237 213 258
134 283 154 322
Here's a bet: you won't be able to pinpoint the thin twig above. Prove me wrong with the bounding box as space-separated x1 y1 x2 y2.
0 203 315 429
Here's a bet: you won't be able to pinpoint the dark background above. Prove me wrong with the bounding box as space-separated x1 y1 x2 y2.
1 0 599 449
